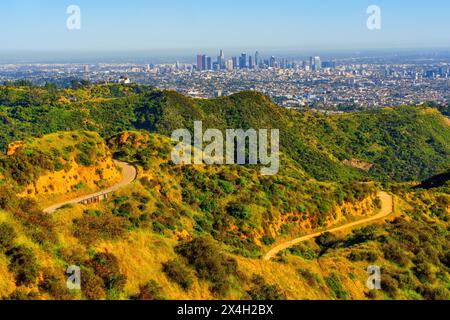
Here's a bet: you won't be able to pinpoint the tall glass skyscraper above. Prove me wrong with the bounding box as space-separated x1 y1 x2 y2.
240 53 247 68
219 49 225 69
232 57 238 69
197 55 203 71
202 55 207 71
314 56 321 71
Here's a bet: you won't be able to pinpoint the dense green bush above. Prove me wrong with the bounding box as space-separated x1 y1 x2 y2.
80 267 106 300
0 222 17 252
6 288 41 300
226 202 252 220
348 250 378 262
6 245 41 286
162 259 193 291
316 232 340 255
89 252 127 295
38 269 72 300
132 280 165 300
175 236 237 296
344 225 378 247
246 275 286 300
15 198 56 245
381 273 399 298
289 243 318 260
75 152 93 167
0 149 55 186
418 285 450 300
324 273 349 300
382 243 410 267
297 268 322 287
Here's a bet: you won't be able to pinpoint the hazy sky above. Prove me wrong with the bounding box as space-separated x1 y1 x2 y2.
1 0 449 52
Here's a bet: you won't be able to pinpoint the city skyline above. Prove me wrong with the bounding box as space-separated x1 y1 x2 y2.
1 0 450 53
193 49 324 71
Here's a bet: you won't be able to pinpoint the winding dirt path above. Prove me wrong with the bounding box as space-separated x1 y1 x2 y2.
43 160 137 213
263 191 394 261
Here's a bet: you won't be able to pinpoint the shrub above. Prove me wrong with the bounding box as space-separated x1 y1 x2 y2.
366 290 379 300
345 225 378 247
348 250 378 262
89 252 127 294
81 268 106 300
325 273 349 300
373 196 382 209
297 268 321 287
162 259 193 291
152 221 166 234
15 198 56 245
54 160 64 171
176 236 237 296
246 275 286 300
219 180 234 194
441 251 450 268
289 243 318 260
113 202 134 218
0 186 18 210
261 236 275 246
382 243 409 267
6 288 41 300
0 150 54 185
38 269 72 300
75 153 93 166
6 245 41 286
381 273 399 298
226 202 252 220
316 232 339 254
418 285 450 300
413 262 436 283
133 280 165 300
0 222 17 252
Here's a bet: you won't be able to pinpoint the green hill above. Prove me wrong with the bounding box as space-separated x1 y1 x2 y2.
0 85 448 182
0 84 449 300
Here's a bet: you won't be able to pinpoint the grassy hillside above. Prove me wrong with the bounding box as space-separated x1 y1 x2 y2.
0 131 121 206
1 85 449 182
0 84 448 300
0 130 447 300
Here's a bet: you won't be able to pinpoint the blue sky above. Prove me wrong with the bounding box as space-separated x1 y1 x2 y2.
1 0 449 52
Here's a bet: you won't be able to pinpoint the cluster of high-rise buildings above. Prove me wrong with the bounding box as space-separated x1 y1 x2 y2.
3 52 447 110
195 50 318 71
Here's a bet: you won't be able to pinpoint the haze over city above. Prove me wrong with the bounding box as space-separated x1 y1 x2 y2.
1 0 449 56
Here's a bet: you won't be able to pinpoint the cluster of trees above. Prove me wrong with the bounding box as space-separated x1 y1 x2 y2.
175 237 238 297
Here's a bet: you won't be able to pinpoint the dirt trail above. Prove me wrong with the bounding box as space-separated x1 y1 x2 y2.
43 161 137 213
263 191 394 261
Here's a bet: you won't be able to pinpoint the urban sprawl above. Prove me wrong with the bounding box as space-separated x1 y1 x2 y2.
1 49 449 110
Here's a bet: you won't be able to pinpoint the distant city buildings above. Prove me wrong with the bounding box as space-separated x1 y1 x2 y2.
1 50 448 109
197 55 203 71
195 50 309 71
